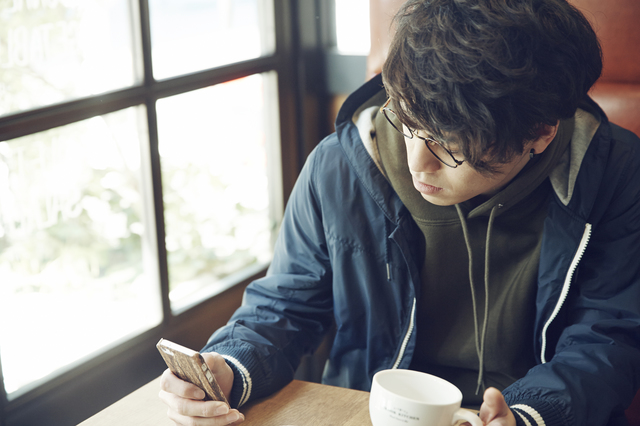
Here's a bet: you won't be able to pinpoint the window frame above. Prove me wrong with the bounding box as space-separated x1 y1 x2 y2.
0 1 308 425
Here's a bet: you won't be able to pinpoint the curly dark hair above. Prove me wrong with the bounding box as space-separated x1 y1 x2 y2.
382 0 602 172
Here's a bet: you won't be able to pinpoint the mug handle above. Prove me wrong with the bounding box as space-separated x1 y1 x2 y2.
452 408 483 426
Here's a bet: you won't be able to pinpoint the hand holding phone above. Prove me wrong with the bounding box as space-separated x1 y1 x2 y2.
156 338 229 406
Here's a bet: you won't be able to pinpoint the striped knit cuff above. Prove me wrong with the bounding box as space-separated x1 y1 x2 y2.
221 355 252 408
511 404 544 426
509 401 566 426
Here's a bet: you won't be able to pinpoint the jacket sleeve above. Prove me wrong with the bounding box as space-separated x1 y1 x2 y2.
504 128 640 426
201 144 335 408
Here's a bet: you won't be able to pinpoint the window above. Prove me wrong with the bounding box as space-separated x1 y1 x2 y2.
0 0 140 116
324 0 370 104
334 0 370 55
0 1 293 421
157 73 281 312
0 106 162 397
149 0 275 80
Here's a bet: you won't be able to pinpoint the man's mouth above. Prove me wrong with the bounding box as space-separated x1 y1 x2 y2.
412 177 443 195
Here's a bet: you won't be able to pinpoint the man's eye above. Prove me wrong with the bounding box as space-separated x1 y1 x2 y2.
445 145 461 154
430 139 458 152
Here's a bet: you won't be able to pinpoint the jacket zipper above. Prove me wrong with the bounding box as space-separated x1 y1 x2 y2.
392 297 416 369
540 223 592 363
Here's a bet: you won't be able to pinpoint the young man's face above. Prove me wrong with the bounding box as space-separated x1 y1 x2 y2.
404 131 532 206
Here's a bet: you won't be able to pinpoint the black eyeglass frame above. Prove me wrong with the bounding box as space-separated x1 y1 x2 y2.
380 98 465 168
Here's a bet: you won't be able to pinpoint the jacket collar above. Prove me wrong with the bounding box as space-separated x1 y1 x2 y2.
335 74 408 225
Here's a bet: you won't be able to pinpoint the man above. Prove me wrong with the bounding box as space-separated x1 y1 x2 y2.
160 1 640 425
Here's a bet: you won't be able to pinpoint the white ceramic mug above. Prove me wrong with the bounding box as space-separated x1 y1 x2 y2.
369 369 483 426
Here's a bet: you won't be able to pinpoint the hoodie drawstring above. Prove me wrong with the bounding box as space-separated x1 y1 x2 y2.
456 203 501 395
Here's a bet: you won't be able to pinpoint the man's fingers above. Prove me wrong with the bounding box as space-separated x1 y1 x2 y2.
165 407 244 426
202 352 227 374
158 353 238 424
479 387 515 426
160 368 206 400
159 389 224 417
159 389 244 424
201 352 234 398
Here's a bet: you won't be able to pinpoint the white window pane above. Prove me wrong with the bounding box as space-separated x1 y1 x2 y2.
335 0 370 54
157 73 281 311
0 107 162 398
0 0 141 117
149 0 275 80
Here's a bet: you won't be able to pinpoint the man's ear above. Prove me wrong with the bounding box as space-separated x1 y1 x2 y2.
529 121 560 155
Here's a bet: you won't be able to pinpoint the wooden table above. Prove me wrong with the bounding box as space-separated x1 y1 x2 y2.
78 378 372 426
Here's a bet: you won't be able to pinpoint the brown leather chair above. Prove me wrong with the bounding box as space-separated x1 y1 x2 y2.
367 0 640 423
571 0 640 137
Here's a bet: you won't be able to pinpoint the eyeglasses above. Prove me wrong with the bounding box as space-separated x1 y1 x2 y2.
380 98 465 168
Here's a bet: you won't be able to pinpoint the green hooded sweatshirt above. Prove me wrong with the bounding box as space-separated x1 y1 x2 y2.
373 107 574 407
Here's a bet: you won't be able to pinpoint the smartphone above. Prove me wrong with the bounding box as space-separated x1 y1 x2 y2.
156 338 229 405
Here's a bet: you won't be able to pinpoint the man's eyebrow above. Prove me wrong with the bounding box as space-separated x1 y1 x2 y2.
414 128 450 143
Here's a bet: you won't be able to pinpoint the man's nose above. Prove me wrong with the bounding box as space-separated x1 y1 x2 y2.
406 138 442 173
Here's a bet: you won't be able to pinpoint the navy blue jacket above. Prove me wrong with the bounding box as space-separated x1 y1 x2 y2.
204 75 640 426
